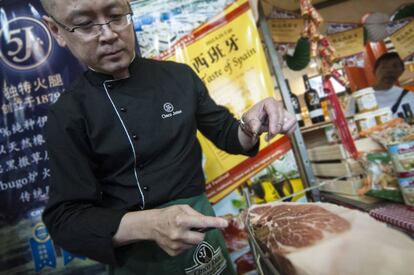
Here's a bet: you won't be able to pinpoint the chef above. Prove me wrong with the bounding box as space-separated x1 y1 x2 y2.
40 0 297 274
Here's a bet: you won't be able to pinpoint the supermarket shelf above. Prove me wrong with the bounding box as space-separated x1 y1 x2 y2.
300 120 333 134
300 115 356 134
319 191 385 212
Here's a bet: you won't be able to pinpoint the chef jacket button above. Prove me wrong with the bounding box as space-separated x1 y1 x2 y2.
107 84 112 89
120 107 127 112
132 134 138 140
143 186 149 191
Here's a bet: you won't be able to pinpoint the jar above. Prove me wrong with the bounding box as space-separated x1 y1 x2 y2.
352 87 379 113
374 107 393 125
354 111 377 132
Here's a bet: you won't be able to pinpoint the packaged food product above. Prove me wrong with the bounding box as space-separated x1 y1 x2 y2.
361 118 414 147
352 87 379 113
398 177 414 206
362 152 398 190
324 125 340 143
374 107 392 125
347 118 359 139
388 140 414 177
354 111 377 132
325 119 358 143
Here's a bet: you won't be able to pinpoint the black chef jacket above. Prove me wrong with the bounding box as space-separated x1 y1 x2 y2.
42 57 258 265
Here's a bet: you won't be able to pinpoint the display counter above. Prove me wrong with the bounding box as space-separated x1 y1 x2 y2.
299 118 414 238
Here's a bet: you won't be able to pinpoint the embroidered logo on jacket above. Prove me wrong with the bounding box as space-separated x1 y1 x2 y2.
163 102 174 113
184 241 227 275
161 102 182 119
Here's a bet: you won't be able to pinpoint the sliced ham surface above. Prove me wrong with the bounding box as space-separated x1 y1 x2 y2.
250 204 350 253
247 202 414 275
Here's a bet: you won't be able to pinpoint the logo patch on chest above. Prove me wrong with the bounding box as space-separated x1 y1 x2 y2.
161 102 182 119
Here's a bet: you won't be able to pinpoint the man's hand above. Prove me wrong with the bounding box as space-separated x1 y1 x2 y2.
240 97 297 143
113 205 228 257
152 205 228 256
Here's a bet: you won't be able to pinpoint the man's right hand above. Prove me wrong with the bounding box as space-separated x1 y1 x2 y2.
113 205 228 256
152 205 228 256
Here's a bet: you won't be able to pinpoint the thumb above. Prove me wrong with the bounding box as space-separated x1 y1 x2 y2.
247 117 262 136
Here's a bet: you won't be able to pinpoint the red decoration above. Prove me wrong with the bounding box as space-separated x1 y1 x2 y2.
299 0 350 87
323 77 358 159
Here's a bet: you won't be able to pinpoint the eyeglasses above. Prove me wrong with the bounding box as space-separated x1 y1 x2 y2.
51 13 133 37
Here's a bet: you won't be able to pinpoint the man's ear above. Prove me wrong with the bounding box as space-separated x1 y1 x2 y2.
42 15 67 47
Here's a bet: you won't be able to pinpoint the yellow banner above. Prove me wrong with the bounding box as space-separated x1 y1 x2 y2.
161 0 284 202
268 18 304 43
390 20 414 60
328 27 364 58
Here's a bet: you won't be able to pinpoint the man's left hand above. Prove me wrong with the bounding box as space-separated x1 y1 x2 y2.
241 97 297 141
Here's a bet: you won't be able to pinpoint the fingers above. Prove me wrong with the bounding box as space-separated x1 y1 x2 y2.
180 231 205 245
282 111 297 135
263 100 283 136
261 99 284 140
244 98 282 139
245 117 262 139
244 98 298 140
274 101 285 134
164 224 205 246
179 204 205 217
176 205 228 229
154 205 228 257
176 213 228 230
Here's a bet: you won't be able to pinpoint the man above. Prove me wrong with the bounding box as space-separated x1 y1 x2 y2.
40 0 297 274
347 52 414 116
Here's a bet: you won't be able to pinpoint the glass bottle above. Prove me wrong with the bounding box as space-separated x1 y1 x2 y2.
303 75 325 124
286 79 305 127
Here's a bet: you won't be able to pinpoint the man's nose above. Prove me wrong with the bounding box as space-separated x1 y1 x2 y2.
99 24 118 41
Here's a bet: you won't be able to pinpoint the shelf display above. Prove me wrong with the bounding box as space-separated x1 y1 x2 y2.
250 0 414 273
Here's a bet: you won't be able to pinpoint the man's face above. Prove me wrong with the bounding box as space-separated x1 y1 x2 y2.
45 0 135 78
374 58 404 86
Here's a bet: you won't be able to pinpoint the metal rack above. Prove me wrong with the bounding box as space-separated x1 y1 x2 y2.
257 1 320 203
242 188 281 275
240 3 325 273
246 233 281 275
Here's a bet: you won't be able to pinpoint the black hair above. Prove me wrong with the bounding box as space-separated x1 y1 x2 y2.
374 52 404 72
